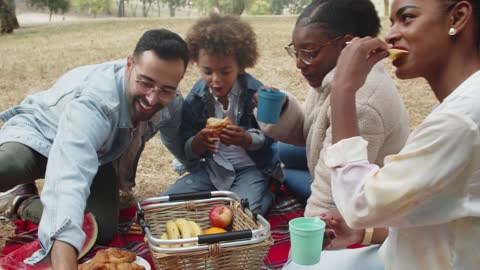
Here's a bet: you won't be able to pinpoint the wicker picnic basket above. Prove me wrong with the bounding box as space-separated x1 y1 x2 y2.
136 191 273 270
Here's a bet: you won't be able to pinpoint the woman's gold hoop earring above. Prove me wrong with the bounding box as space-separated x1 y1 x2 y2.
448 27 457 36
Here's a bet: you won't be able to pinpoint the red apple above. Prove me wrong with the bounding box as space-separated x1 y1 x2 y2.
209 204 233 228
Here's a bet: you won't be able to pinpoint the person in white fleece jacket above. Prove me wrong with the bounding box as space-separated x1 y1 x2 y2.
258 0 408 264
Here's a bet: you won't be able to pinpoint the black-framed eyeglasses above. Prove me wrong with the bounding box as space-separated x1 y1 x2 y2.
284 36 343 65
132 64 179 98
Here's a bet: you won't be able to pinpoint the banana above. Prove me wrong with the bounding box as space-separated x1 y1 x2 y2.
176 218 195 247
159 232 169 248
165 220 181 248
188 220 203 237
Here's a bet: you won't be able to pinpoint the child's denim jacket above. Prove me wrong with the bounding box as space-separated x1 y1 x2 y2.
181 73 284 189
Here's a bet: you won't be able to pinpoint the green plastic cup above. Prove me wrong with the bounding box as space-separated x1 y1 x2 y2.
289 217 326 265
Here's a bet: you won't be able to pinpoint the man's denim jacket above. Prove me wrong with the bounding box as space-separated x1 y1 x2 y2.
0 60 185 264
181 73 283 184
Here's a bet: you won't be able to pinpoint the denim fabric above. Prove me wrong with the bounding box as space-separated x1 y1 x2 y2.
112 93 188 190
0 60 148 263
163 165 272 215
181 73 283 182
284 169 311 205
278 142 309 170
278 142 312 204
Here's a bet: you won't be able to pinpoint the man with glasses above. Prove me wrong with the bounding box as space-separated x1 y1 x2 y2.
0 29 188 268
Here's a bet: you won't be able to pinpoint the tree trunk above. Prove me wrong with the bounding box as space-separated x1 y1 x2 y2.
49 10 52 22
118 0 125 17
144 1 152 17
131 1 138 17
169 4 175 17
8 0 18 28
142 0 146 17
383 0 389 17
1 0 15 33
156 0 160 17
231 0 244 15
0 0 13 34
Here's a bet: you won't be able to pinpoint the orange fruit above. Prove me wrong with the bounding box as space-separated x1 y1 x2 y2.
203 227 227 235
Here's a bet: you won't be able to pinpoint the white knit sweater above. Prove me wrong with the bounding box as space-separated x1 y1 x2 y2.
259 62 410 216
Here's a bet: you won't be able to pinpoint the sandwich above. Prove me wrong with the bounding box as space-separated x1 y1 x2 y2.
206 116 231 137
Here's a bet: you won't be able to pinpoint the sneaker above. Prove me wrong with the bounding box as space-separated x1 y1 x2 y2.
172 158 187 175
0 183 38 219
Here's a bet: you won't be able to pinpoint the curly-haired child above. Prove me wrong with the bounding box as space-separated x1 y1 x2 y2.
163 13 283 215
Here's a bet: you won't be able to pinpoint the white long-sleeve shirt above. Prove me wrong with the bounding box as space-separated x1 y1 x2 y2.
324 70 480 270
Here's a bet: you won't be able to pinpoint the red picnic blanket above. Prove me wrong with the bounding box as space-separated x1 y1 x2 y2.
0 187 304 269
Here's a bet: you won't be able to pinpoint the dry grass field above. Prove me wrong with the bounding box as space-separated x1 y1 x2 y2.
0 16 436 251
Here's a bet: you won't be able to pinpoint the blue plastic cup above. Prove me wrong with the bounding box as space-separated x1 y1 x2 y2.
289 217 326 265
257 89 286 124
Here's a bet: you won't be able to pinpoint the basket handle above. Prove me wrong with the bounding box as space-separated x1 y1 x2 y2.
136 209 149 235
166 191 242 202
168 191 213 201
197 230 253 244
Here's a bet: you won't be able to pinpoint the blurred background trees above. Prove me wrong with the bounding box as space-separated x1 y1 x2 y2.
29 0 70 20
72 0 110 18
1 0 391 34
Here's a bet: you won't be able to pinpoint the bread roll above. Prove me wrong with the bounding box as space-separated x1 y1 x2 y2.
205 116 231 136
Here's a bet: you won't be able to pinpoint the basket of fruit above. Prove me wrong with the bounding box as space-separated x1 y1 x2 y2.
136 191 273 270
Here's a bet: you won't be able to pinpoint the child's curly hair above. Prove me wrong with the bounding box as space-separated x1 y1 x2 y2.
186 13 258 69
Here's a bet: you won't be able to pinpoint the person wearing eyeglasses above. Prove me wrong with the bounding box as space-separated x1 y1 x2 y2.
162 13 283 216
258 0 408 259
0 29 189 269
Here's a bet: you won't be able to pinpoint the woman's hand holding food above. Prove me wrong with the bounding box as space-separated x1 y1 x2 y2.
332 37 390 95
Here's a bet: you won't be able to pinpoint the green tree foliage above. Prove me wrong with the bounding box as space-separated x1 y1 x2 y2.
29 0 70 21
231 0 244 15
192 0 209 15
289 0 310 14
270 0 287 15
193 0 244 15
73 0 112 17
245 0 269 15
162 0 187 17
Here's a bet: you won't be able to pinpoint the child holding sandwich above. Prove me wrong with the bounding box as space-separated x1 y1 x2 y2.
162 13 283 215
